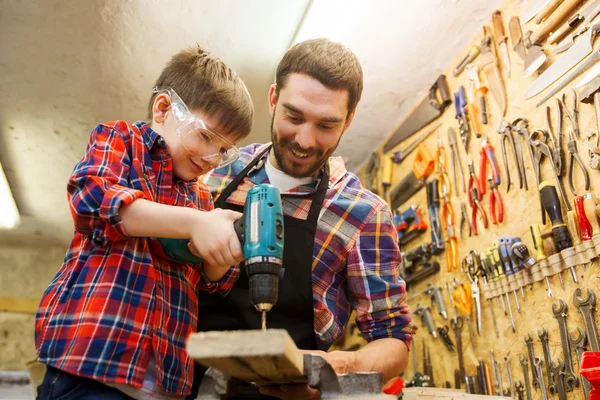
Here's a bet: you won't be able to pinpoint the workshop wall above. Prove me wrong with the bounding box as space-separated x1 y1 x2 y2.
356 0 600 398
0 244 65 370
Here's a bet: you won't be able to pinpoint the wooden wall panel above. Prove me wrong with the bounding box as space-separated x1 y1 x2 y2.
356 0 600 397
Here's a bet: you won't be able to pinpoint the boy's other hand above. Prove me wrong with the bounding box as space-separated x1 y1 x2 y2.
188 209 244 268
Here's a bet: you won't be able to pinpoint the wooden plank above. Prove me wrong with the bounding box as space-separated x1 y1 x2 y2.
186 329 306 385
0 297 39 314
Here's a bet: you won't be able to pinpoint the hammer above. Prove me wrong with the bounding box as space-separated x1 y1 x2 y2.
579 76 600 169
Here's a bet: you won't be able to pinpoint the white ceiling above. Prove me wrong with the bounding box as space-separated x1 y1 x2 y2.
0 0 506 245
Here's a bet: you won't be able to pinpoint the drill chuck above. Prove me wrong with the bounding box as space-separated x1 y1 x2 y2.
247 260 283 312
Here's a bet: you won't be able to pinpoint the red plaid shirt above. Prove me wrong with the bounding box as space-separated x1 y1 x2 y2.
35 121 237 396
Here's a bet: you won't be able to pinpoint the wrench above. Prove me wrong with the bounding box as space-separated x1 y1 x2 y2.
451 316 465 383
515 381 525 400
573 288 600 351
551 300 578 390
569 327 592 398
490 350 500 395
519 354 533 400
525 334 540 389
550 359 567 400
538 328 557 395
505 356 516 398
534 357 549 400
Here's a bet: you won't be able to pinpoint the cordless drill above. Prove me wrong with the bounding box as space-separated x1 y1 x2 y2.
158 184 285 330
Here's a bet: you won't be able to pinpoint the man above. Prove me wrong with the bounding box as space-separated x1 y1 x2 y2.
194 38 416 399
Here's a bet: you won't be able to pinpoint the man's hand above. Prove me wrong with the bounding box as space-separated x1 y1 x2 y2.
188 209 244 268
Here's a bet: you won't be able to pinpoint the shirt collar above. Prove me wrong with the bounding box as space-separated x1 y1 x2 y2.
245 143 347 194
135 121 165 151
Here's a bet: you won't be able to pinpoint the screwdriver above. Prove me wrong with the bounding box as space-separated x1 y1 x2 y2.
575 196 593 241
510 241 535 292
475 251 500 339
508 237 532 292
566 210 584 270
496 240 520 312
452 282 476 352
491 246 516 332
583 194 600 236
575 195 595 268
485 248 507 315
584 194 600 269
530 224 561 296
507 236 527 299
539 181 577 283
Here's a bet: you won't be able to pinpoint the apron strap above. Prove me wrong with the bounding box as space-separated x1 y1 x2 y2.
215 145 271 208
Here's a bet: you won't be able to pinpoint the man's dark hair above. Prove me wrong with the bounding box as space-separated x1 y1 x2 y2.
275 38 363 116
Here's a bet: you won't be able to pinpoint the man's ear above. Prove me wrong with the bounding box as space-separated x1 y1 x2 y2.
152 94 171 124
341 109 357 136
268 84 277 116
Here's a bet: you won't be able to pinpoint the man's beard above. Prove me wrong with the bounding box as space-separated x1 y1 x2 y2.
270 113 340 178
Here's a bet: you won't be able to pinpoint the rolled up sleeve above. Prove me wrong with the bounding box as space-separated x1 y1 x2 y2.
347 204 417 349
68 124 145 246
198 265 240 294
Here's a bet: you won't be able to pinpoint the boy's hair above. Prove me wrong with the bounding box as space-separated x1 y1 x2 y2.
275 38 363 117
148 45 254 140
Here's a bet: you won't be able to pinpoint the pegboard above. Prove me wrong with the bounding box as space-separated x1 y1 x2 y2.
355 0 600 398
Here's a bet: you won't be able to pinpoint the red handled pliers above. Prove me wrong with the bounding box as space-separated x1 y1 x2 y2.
479 136 500 195
488 174 504 224
467 160 481 208
469 185 488 236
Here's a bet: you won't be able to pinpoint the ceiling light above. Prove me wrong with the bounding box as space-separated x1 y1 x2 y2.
0 162 20 229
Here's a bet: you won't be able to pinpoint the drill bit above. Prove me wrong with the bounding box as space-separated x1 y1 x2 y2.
261 311 267 331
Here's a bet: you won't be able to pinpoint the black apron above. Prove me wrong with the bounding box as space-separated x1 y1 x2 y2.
190 146 329 398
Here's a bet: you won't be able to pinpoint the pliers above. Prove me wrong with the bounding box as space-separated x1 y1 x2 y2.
567 131 590 196
460 202 472 239
469 185 488 236
467 160 482 208
559 89 580 140
479 136 501 195
488 174 504 224
496 119 521 192
529 137 572 212
448 127 466 193
546 101 564 177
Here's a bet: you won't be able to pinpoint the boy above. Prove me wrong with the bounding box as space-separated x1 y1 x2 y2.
35 45 254 399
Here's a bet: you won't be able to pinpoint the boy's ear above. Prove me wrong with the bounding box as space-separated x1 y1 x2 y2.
268 84 277 115
152 94 171 124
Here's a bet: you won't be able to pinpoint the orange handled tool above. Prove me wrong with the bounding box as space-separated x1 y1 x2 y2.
453 283 475 351
414 143 435 179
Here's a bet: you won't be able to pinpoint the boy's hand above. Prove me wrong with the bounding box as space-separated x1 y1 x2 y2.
188 209 244 268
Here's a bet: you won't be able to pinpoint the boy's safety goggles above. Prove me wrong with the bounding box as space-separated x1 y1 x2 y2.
153 86 240 168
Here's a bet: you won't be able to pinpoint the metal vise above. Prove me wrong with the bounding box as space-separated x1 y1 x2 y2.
304 354 395 399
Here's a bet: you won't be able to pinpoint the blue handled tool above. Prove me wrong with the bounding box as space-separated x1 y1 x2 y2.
498 237 521 313
393 205 428 245
158 184 284 329
454 86 470 152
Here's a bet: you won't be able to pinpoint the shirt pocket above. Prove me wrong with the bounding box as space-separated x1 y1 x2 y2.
129 158 156 201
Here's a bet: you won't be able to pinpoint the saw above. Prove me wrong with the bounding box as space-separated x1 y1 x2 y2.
383 75 451 153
